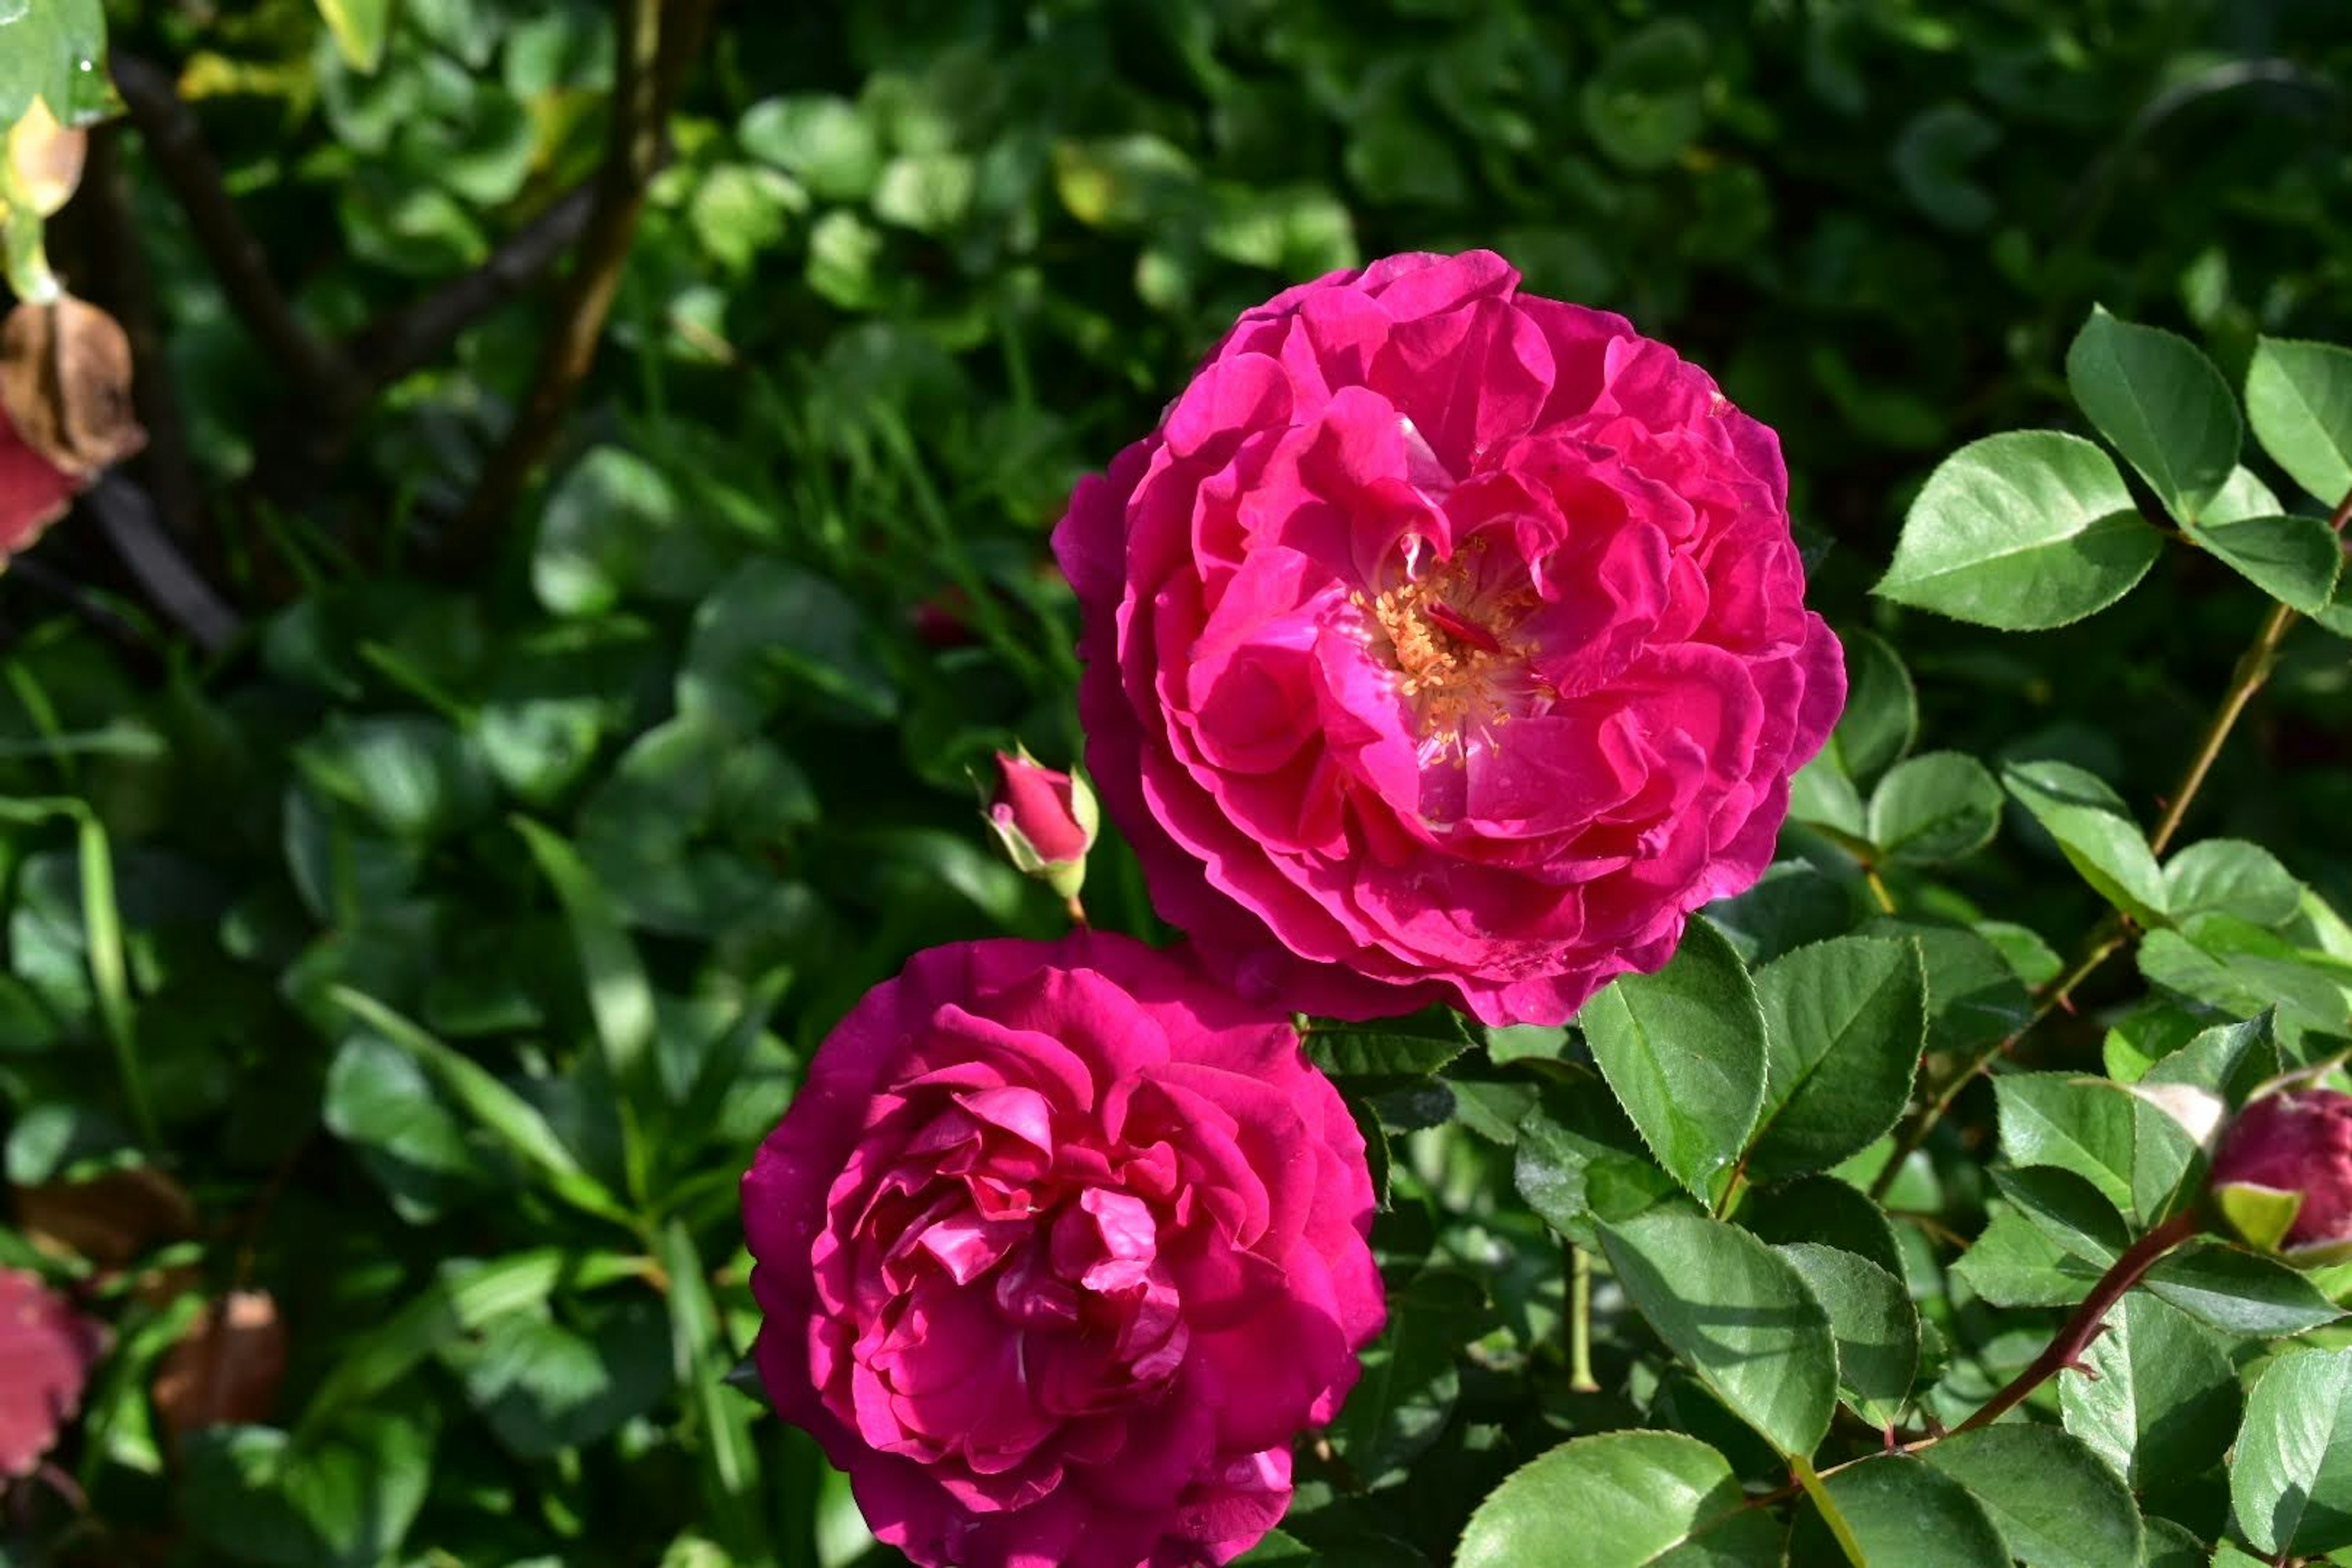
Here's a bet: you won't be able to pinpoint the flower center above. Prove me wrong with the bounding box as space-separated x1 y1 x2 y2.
1362 540 1540 759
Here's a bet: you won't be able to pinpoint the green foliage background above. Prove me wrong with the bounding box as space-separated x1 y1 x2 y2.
3 0 2351 1564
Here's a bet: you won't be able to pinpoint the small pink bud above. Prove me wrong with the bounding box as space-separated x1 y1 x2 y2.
910 588 976 649
2211 1089 2352 1261
980 748 1098 900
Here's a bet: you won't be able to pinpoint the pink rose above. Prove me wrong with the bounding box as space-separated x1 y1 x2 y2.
741 932 1384 1568
0 1267 105 1481
1053 251 1845 1025
0 404 78 561
2212 1090 2352 1258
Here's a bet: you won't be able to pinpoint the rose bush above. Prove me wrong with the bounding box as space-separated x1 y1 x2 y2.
1054 250 1845 1026
741 932 1382 1568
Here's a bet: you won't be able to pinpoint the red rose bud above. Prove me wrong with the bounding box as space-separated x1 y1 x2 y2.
981 748 1098 899
2211 1089 2352 1263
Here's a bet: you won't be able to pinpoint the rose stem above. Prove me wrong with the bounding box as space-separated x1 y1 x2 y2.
1790 1452 1868 1566
1065 892 1090 927
1869 488 2352 1204
1950 1209 2201 1435
1567 1244 1599 1393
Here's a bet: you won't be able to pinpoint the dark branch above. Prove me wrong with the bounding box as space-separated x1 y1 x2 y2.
439 0 720 570
86 477 244 652
109 53 361 412
344 181 598 390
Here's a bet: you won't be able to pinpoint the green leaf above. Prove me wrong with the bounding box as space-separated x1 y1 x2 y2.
2138 1518 2206 1568
658 1220 769 1559
1325 1272 1478 1485
1831 629 1917 782
1579 20 1709 173
1790 1455 2009 1567
1891 102 1998 231
1867 752 2003 865
1989 1163 2128 1265
1776 1243 1918 1427
184 1408 436 1568
2245 337 2352 505
1920 1424 2145 1568
441 1297 672 1459
1705 865 1855 969
2163 840 2307 929
514 818 655 1103
2146 1242 2341 1335
2002 759 2168 925
2187 512 2345 615
2064 306 2241 524
326 987 630 1227
322 1033 500 1223
300 1250 646 1431
1455 1431 1782 1568
0 0 105 126
1744 937 1926 1182
2144 1011 2280 1101
1950 1207 2106 1308
1303 1023 1471 1088
2231 1346 2352 1558
315 0 393 72
294 715 492 845
1515 1082 1679 1249
1875 431 2160 630
1577 919 1766 1199
739 95 882 202
2059 1293 2239 1493
679 559 899 729
1994 1074 2139 1213
1861 919 2032 1060
1740 1175 1905 1278
1600 1205 1838 1457
533 447 728 620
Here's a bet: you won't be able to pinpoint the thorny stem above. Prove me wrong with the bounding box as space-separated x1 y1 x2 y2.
1950 1209 2201 1433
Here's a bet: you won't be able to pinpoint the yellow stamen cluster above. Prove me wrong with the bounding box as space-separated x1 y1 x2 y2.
1356 543 1540 761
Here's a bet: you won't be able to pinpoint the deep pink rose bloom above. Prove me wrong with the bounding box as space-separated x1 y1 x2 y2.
1052 251 1845 1025
742 932 1384 1568
0 1267 104 1480
2213 1090 2352 1253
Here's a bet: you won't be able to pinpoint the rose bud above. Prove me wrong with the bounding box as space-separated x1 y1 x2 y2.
2209 1089 2352 1264
980 747 1098 901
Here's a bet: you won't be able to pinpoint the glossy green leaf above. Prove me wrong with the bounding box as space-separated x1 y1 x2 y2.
1516 1084 1686 1250
1875 431 2160 630
1993 1074 2140 1213
2059 1292 2239 1493
1455 1431 1781 1568
1325 1272 1479 1485
1577 919 1766 1198
0 0 104 126
2145 1241 2342 1335
322 1033 500 1223
1831 629 1917 782
2245 337 2352 505
2231 1346 2352 1558
514 818 655 1099
2065 306 2240 523
1744 936 1926 1182
1776 1242 1917 1427
2138 1518 2206 1568
1988 1163 2128 1265
1867 751 2003 865
1579 20 1709 173
2163 840 2306 929
2187 512 2345 615
327 987 630 1226
315 0 393 72
1950 1207 2105 1308
184 1409 436 1568
1303 1022 1471 1088
2002 759 2168 925
658 1220 769 1559
740 94 882 202
440 1297 671 1460
1921 1423 2144 1568
1789 1455 2009 1567
1739 1175 1905 1278
1600 1205 1838 1457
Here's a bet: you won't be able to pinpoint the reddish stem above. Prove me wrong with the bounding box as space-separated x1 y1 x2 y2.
1951 1209 2201 1434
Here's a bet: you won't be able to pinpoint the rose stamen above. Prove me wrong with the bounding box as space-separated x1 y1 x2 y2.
1364 546 1539 760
